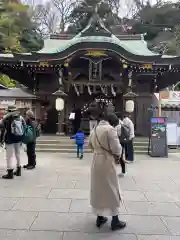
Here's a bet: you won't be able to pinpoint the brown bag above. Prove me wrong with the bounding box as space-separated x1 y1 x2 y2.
94 126 120 164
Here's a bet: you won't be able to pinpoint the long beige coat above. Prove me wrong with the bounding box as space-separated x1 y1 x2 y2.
88 120 122 216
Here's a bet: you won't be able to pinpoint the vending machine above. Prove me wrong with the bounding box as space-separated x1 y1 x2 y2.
148 117 168 157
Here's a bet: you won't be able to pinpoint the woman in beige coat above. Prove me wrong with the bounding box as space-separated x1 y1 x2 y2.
88 113 126 231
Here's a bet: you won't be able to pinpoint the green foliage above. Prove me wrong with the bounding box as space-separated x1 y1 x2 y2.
0 74 17 88
131 2 180 41
128 1 180 55
166 26 180 56
0 0 43 87
20 28 43 52
0 0 42 53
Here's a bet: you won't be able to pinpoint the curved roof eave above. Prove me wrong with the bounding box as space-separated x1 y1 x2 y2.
3 36 180 65
13 41 163 63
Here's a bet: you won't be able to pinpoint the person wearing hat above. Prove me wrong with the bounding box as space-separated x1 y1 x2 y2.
23 109 39 170
88 111 126 231
0 105 25 179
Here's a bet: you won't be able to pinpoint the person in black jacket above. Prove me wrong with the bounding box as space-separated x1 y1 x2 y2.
0 106 25 179
72 106 82 134
115 114 127 176
23 110 39 170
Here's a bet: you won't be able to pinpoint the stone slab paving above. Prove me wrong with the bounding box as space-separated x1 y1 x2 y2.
0 151 180 239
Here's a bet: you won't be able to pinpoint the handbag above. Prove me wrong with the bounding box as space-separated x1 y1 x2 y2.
94 126 120 164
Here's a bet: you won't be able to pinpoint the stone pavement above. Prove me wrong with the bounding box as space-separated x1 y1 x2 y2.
0 151 180 239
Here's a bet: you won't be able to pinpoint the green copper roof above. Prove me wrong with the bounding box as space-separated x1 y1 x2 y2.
0 53 14 58
0 34 176 59
38 35 158 56
161 54 177 58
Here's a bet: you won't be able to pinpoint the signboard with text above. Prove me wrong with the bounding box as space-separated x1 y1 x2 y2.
169 91 180 100
149 117 168 157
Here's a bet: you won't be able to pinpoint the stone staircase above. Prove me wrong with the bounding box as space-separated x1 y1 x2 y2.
36 135 149 155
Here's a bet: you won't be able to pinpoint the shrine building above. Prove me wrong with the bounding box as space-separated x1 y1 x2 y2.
0 13 180 136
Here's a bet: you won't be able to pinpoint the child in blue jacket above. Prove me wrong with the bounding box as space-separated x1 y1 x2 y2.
71 128 85 159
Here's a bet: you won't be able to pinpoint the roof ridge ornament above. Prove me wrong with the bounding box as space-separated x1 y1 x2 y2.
77 0 112 37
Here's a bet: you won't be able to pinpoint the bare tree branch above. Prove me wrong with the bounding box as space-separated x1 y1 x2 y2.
52 0 78 32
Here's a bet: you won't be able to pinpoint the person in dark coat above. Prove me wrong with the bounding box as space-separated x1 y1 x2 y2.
23 110 40 170
115 113 127 176
72 107 82 134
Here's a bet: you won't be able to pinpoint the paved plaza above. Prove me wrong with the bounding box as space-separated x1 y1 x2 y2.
0 151 180 239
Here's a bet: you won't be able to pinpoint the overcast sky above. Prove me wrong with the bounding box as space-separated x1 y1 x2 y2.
39 0 178 4
34 0 178 17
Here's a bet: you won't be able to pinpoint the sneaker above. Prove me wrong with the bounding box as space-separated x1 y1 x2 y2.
125 160 134 164
118 172 127 177
26 165 36 170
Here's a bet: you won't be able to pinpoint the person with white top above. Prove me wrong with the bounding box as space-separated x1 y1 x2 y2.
123 114 135 162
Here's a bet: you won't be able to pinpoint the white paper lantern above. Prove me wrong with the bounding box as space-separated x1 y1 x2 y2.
55 98 64 111
125 100 134 113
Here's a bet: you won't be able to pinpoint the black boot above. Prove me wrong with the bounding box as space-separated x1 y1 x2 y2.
14 166 21 176
2 169 14 179
26 165 35 170
80 154 83 159
96 216 108 228
23 164 30 169
111 215 126 231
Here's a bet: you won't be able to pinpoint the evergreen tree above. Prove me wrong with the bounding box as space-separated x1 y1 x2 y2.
0 0 42 52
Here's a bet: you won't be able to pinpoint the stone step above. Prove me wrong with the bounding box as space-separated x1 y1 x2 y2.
37 139 149 143
36 143 148 150
36 141 148 146
35 148 148 154
35 148 179 154
38 136 149 142
36 136 149 154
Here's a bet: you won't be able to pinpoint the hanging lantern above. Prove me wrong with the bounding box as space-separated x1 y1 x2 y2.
55 98 64 111
64 62 69 67
125 100 134 113
123 64 128 69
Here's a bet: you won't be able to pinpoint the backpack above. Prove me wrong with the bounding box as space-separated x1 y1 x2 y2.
22 125 35 144
11 116 24 137
119 124 130 143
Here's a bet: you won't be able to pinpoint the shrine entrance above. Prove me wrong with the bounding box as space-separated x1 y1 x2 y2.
66 89 124 134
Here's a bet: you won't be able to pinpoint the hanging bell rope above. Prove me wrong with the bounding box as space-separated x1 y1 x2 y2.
74 84 80 96
100 85 106 95
88 85 92 95
111 85 116 96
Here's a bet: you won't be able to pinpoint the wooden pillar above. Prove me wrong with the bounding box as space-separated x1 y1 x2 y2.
158 92 162 117
32 72 37 94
